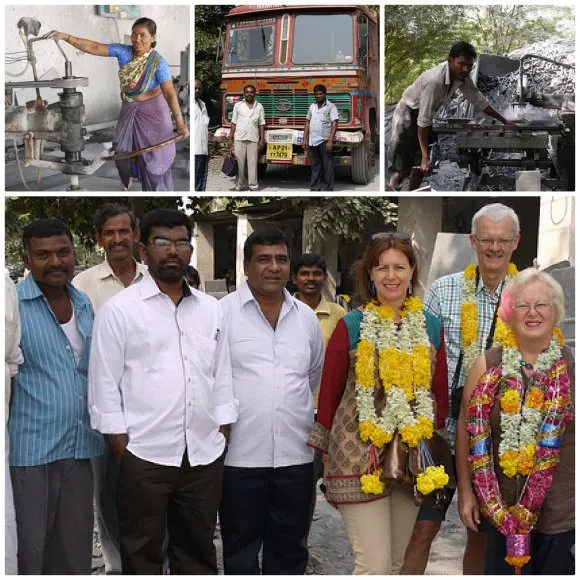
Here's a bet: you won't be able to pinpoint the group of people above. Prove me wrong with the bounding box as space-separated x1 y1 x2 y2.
5 202 574 575
48 17 188 191
194 81 338 192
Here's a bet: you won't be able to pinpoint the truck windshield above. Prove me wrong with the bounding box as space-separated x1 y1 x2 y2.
292 14 353 64
227 22 275 65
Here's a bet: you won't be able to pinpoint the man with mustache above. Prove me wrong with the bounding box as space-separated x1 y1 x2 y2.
9 219 106 574
72 203 147 574
219 228 325 575
88 209 237 574
401 203 521 575
387 41 520 191
292 253 345 573
228 84 266 191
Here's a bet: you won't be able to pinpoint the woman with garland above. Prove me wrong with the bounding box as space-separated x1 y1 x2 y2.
456 268 574 574
308 234 449 574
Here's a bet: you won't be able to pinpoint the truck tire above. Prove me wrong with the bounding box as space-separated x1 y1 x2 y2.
351 139 372 185
257 164 268 179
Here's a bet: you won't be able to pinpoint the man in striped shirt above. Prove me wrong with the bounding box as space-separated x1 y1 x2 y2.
8 219 105 575
401 203 521 575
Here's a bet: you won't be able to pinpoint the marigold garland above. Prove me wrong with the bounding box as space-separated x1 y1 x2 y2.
355 297 448 496
461 263 518 372
467 327 572 573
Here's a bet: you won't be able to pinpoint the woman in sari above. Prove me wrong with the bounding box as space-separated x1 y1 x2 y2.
456 269 574 574
49 18 188 191
308 233 449 574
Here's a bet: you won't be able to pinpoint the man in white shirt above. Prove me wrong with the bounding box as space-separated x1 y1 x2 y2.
228 84 266 191
219 227 325 575
303 84 339 191
89 209 237 575
72 203 146 575
194 79 210 191
387 41 520 191
5 272 23 575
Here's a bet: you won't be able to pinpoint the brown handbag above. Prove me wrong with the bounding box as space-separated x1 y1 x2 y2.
382 431 456 509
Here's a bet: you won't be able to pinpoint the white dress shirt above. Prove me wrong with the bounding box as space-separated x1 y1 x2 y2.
194 97 210 155
88 272 238 467
231 101 266 142
219 282 324 468
5 273 23 455
402 61 489 127
72 259 148 311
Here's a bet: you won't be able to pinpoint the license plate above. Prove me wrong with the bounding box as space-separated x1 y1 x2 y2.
266 143 292 161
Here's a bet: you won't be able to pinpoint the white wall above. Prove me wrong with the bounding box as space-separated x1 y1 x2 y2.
537 195 575 269
5 5 190 124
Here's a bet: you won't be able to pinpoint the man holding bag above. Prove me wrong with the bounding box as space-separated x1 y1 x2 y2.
228 85 266 191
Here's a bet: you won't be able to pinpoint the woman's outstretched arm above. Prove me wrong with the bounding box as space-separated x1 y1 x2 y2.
47 31 108 57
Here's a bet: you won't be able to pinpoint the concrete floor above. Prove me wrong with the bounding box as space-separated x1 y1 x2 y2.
5 140 190 192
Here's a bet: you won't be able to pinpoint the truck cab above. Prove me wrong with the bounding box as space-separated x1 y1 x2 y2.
213 5 379 184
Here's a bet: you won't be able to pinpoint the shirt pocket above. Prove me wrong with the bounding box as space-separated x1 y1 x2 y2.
277 342 310 375
187 332 217 376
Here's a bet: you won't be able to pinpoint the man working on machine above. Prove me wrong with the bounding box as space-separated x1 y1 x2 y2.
387 41 522 191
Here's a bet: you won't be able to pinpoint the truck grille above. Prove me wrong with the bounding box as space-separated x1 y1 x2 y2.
225 92 351 126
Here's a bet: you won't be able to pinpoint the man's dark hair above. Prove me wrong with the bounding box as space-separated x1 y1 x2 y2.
292 253 327 275
93 203 138 234
448 41 477 60
313 84 327 94
243 84 256 93
243 227 287 262
22 218 73 252
140 209 192 243
185 265 201 287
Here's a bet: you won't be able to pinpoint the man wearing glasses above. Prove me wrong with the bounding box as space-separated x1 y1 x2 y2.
401 203 520 575
88 209 237 574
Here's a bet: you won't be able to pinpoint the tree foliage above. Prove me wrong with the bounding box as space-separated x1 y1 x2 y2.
385 5 575 103
194 5 234 120
5 196 398 266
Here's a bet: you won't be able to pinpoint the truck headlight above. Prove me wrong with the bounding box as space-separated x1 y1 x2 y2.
338 110 350 123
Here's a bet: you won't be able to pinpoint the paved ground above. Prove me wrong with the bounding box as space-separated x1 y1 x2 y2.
205 152 380 193
91 490 464 575
5 140 190 192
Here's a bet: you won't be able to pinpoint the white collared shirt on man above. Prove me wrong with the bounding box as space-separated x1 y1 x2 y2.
88 272 238 467
219 282 324 469
72 259 148 311
231 100 266 142
402 61 489 127
306 100 339 146
194 97 210 155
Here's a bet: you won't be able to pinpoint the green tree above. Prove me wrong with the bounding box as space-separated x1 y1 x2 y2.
384 5 467 102
465 5 575 55
385 5 574 102
6 196 398 266
194 5 234 114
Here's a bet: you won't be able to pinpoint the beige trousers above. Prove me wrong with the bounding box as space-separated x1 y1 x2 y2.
338 487 419 575
234 140 259 189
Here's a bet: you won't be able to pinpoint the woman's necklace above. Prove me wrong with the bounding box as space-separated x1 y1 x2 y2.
356 297 450 496
466 322 572 572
